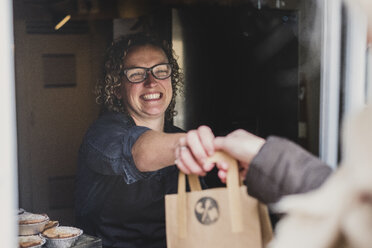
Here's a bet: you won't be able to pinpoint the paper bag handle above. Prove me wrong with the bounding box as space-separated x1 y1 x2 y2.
178 173 202 193
206 151 244 233
177 151 243 238
176 172 202 238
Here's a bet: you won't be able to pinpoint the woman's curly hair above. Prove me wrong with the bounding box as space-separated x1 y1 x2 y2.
95 32 183 120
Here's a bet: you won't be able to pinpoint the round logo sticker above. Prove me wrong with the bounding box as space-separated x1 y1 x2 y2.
194 197 219 225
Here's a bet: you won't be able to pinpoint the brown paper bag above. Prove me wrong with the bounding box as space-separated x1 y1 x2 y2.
165 151 273 248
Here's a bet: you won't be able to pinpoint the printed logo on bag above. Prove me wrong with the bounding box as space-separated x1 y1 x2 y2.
194 197 219 225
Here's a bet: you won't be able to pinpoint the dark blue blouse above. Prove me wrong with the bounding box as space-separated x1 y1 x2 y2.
75 111 183 248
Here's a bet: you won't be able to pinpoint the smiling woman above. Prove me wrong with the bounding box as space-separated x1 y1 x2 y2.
74 32 211 248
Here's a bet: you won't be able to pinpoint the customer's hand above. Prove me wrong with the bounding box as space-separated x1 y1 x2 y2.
214 129 266 183
175 126 215 176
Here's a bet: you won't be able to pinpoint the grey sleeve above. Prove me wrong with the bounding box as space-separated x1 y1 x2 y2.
245 136 333 204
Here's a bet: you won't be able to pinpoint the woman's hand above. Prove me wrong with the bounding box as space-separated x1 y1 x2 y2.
214 129 266 183
175 126 215 176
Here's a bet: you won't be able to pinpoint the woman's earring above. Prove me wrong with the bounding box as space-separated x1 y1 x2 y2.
117 99 123 107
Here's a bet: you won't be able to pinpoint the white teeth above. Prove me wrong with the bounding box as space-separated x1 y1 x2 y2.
143 93 161 100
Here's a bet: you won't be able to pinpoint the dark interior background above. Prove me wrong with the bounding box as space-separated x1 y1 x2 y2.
175 6 299 187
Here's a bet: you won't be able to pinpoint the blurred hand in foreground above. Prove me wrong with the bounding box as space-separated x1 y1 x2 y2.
213 129 265 183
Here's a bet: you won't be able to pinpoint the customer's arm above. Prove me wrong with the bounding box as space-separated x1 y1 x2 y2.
245 136 333 203
202 128 333 204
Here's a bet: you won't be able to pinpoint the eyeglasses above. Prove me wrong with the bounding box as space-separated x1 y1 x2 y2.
122 63 172 84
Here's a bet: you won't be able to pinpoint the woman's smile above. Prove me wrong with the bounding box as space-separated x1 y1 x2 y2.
141 92 162 101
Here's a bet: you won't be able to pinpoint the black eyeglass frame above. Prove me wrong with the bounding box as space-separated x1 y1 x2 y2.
121 63 172 84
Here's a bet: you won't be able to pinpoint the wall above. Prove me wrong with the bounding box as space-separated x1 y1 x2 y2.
14 1 112 224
